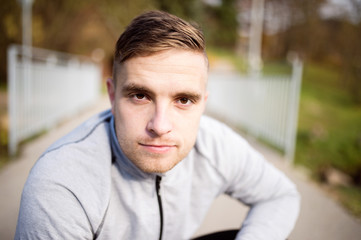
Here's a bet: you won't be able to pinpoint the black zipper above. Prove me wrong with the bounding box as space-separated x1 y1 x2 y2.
155 175 163 240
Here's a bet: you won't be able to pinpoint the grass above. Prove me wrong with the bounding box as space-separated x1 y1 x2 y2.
0 151 10 169
294 63 361 218
338 186 361 217
0 86 9 168
296 63 361 180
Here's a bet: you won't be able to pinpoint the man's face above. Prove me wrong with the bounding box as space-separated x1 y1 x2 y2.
107 49 208 173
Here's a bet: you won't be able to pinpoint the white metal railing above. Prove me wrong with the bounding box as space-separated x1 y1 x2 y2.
7 45 102 156
206 59 303 162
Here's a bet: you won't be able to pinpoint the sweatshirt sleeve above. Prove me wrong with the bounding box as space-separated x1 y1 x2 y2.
15 117 112 240
224 133 300 240
15 174 94 239
229 145 300 240
198 116 300 240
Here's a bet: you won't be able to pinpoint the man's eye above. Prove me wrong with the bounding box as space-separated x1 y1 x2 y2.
129 93 149 103
131 93 147 100
134 94 146 99
178 97 192 105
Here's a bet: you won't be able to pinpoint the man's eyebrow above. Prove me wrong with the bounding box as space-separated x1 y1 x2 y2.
121 83 202 101
121 83 153 95
174 92 202 101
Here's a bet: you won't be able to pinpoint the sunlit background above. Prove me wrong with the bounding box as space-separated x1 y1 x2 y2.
0 0 360 238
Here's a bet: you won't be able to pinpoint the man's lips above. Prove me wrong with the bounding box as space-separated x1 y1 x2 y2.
139 143 176 154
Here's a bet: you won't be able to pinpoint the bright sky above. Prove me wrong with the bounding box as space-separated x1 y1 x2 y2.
202 0 222 7
320 0 361 23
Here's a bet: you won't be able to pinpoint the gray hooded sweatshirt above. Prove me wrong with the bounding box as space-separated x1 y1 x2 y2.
15 110 300 240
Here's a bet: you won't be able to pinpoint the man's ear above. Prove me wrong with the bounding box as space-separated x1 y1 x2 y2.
201 91 209 113
204 91 209 103
106 78 115 114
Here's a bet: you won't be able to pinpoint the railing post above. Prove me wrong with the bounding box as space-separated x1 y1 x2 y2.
248 0 265 76
8 45 18 156
285 57 303 162
7 45 102 157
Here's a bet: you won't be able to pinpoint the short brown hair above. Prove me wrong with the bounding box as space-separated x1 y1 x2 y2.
113 11 207 80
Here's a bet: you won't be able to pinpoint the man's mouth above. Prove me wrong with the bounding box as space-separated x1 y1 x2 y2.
139 143 176 154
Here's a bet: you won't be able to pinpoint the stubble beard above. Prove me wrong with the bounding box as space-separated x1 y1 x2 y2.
118 137 195 174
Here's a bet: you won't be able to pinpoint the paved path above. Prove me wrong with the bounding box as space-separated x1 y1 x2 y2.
1 95 361 240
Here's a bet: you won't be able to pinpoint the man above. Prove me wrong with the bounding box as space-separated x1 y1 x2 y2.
16 11 300 240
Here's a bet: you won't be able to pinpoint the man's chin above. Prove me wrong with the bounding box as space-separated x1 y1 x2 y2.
139 164 176 174
134 158 181 174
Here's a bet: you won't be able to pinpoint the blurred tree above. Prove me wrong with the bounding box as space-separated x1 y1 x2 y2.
155 0 204 23
0 1 21 86
338 0 361 104
155 0 240 48
262 0 361 104
262 0 361 185
204 0 239 48
262 0 327 60
32 0 156 55
0 0 157 86
0 0 252 86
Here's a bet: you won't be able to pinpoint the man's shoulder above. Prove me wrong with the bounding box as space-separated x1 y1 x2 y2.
23 110 114 229
190 115 255 185
28 109 113 196
197 115 248 146
45 109 113 153
19 110 114 238
196 115 251 163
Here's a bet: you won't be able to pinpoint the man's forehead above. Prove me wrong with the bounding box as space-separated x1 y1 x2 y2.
118 49 206 67
124 62 207 79
113 50 208 92
118 50 207 79
129 50 207 67
121 68 207 91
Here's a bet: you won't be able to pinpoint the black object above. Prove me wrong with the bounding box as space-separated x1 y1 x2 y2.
192 230 239 240
156 176 163 240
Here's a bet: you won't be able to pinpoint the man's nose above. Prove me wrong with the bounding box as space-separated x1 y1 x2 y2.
146 103 172 136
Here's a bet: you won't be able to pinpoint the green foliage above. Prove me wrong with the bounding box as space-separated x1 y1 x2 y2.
0 1 21 85
31 0 157 54
207 47 248 73
339 21 361 104
0 132 9 169
338 186 361 218
296 63 361 184
264 0 361 105
259 59 361 217
0 0 241 87
0 96 9 168
154 0 239 49
155 0 204 23
262 61 292 76
203 0 239 48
